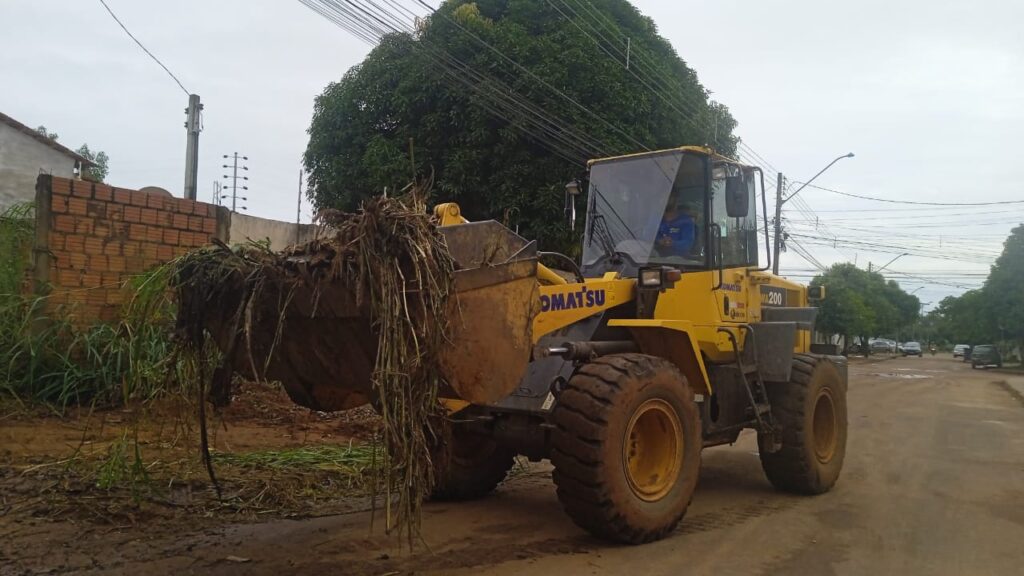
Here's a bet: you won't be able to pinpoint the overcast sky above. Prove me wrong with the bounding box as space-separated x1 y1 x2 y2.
4 0 1022 309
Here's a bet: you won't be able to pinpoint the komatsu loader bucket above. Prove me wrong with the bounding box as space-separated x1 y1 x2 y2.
207 220 539 412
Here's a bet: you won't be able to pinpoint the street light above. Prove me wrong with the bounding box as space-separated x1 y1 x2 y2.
773 152 855 274
910 286 924 295
873 252 909 274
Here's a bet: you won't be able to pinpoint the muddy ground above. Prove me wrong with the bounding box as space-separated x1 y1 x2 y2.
3 355 1024 575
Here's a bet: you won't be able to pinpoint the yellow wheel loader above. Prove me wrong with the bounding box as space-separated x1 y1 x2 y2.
428 146 847 544
201 146 847 544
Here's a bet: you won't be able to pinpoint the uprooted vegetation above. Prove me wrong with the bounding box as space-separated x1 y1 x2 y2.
172 185 455 542
0 202 381 524
2 187 462 543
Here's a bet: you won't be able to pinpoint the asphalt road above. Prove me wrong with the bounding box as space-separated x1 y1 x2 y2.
12 355 1024 575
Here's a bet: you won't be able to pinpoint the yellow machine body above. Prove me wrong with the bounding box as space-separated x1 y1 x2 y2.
436 146 814 399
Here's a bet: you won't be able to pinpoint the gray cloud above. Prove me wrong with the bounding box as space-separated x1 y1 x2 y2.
4 0 1020 307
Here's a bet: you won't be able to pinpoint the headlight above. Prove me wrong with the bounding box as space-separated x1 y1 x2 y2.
639 268 663 287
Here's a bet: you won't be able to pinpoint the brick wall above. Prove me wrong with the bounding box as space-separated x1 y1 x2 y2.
34 175 228 325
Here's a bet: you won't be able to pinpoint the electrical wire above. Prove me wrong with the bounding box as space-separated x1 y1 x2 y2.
300 0 616 166
414 0 652 154
97 0 190 96
560 0 783 176
793 181 1024 206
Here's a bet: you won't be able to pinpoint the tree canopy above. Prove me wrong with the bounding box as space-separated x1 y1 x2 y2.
304 0 738 252
76 144 109 183
927 224 1024 354
33 126 109 183
811 263 920 349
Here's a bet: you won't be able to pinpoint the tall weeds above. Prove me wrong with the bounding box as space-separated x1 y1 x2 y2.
0 204 184 410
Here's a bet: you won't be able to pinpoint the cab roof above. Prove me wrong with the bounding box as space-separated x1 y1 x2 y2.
587 146 752 169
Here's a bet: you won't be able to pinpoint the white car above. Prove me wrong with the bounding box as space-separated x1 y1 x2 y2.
953 344 970 358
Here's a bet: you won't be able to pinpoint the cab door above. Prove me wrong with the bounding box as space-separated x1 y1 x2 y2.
710 164 758 324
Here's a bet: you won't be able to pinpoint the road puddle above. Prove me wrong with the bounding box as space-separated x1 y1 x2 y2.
872 372 931 379
894 368 948 373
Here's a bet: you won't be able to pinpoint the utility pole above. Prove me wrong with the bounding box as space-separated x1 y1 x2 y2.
771 152 855 276
221 153 249 212
211 181 221 205
772 172 785 275
183 94 203 200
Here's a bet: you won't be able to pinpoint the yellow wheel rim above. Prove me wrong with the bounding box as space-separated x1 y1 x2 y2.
623 398 683 502
812 389 838 463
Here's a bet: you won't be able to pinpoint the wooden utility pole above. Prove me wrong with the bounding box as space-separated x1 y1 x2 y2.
183 94 202 200
772 172 784 275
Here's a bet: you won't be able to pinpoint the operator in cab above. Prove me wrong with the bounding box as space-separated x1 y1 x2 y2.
656 195 698 258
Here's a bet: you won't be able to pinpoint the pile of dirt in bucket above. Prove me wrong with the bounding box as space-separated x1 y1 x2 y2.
172 184 454 542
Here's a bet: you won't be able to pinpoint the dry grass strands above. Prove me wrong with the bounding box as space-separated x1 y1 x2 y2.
172 183 454 543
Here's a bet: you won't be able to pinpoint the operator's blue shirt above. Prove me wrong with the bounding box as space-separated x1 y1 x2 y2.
657 213 695 256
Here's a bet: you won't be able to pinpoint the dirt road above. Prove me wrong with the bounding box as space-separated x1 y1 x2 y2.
5 355 1024 575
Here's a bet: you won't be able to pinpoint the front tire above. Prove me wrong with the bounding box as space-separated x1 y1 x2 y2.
431 425 515 501
759 354 847 494
550 354 701 544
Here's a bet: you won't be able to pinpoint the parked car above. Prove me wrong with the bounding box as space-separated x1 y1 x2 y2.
902 341 922 356
970 345 1002 369
953 344 970 358
870 339 894 354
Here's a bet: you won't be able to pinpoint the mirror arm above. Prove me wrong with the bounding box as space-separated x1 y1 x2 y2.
711 223 723 290
753 167 771 272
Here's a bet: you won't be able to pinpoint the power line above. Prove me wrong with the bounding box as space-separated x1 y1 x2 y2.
783 208 1024 221
549 0 782 180
791 233 996 265
97 0 189 96
300 0 614 166
789 217 1023 229
794 181 1024 206
415 0 651 154
560 0 784 177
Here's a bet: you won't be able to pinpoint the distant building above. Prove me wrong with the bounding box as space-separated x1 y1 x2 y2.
0 112 93 210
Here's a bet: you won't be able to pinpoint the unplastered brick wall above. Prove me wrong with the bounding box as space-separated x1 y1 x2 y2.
34 175 228 325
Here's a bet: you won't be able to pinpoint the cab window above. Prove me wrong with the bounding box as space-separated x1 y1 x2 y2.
710 164 758 268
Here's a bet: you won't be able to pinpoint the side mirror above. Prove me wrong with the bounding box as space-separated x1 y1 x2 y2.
725 175 749 218
808 285 826 300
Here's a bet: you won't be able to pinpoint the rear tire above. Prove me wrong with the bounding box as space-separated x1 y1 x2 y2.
431 426 515 501
759 354 847 494
550 354 701 544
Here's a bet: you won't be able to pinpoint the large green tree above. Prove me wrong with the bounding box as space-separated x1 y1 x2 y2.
811 263 920 352
985 225 1024 351
932 290 994 345
304 0 738 252
925 225 1024 358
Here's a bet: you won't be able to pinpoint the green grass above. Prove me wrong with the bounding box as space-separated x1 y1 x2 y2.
211 444 379 498
213 444 376 474
0 203 191 410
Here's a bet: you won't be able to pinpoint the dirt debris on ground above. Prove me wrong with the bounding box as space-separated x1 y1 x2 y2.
0 381 381 533
3 356 1024 575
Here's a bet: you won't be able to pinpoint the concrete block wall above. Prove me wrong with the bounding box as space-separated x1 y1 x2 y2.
34 175 228 325
229 211 319 251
